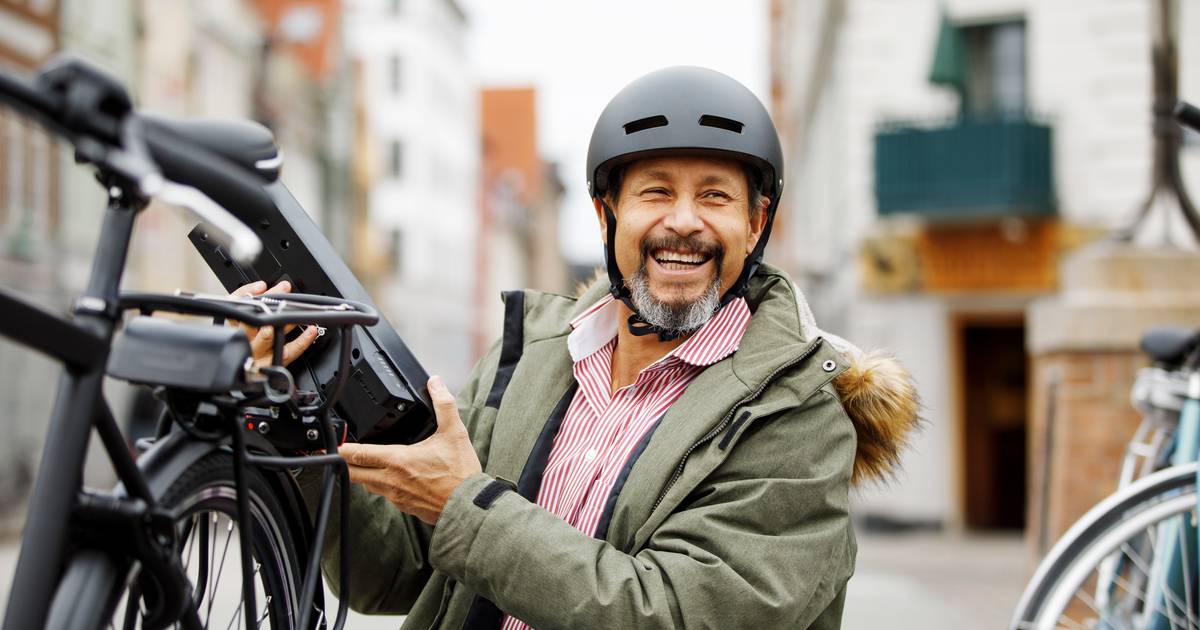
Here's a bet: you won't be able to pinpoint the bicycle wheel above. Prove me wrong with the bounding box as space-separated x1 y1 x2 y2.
1012 463 1200 629
45 451 309 630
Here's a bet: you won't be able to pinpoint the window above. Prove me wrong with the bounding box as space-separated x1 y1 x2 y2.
389 54 402 95
388 139 404 179
389 228 404 274
961 21 1026 117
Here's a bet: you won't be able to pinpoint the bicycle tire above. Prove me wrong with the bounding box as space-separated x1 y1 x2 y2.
45 451 308 630
1011 462 1200 629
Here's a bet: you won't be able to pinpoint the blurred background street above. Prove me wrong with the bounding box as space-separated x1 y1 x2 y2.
4 0 1200 627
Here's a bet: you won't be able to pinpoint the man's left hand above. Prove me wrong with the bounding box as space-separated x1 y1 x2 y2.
339 375 482 524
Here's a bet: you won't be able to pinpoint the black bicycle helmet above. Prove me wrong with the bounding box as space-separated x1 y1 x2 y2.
586 66 784 340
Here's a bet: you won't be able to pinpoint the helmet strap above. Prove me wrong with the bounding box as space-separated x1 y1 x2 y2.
716 195 778 307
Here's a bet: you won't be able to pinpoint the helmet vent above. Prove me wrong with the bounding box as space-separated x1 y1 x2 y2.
698 114 744 134
623 115 669 135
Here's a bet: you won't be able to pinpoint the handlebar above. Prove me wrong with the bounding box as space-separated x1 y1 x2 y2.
1176 101 1200 134
0 55 267 263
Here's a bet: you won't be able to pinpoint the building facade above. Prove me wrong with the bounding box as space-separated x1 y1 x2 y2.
771 0 1200 533
0 0 361 523
344 0 479 387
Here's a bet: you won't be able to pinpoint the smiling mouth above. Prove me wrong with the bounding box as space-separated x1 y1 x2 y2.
650 248 714 271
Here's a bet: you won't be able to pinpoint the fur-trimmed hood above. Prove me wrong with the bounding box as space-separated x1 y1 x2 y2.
788 285 922 486
831 349 921 485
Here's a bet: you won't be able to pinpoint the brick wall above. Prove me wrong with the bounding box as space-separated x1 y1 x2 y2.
1028 350 1146 554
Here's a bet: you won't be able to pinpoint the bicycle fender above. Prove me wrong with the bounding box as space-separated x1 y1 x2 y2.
134 432 316 554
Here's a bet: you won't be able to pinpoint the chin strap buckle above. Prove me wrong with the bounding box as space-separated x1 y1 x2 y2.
626 312 683 342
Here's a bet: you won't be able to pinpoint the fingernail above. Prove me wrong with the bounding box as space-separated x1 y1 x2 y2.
250 280 267 290
430 375 444 391
275 280 291 291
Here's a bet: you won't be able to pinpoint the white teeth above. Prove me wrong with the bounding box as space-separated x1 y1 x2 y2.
653 249 707 264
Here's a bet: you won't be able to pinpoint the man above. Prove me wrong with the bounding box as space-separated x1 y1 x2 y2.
247 66 919 628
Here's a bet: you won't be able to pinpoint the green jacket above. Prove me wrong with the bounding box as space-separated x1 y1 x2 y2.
307 264 919 629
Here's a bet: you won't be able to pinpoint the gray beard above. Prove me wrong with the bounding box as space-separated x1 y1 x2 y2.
627 265 722 336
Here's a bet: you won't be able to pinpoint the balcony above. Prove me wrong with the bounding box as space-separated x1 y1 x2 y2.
874 116 1055 220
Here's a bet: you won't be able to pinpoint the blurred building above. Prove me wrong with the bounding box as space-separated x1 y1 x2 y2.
0 0 363 522
476 87 568 356
343 0 479 387
770 0 1200 536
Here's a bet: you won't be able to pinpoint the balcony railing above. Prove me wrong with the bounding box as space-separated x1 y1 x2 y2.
874 115 1055 220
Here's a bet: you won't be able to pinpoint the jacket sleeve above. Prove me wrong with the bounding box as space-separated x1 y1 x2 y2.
299 339 505 614
428 386 857 629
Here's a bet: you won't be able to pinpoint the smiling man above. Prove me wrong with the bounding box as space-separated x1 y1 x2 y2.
293 67 921 629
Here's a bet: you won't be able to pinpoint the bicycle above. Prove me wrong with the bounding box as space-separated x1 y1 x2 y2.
1010 101 1200 627
0 55 432 629
1011 323 1200 629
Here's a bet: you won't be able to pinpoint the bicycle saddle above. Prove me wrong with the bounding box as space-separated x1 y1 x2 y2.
1139 325 1200 366
140 113 281 182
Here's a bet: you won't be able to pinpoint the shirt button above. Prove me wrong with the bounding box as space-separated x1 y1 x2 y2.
584 448 598 461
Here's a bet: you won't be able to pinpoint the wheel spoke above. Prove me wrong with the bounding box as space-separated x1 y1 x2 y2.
68 456 300 630
206 516 236 627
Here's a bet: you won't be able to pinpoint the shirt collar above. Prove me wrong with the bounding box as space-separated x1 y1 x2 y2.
567 294 752 368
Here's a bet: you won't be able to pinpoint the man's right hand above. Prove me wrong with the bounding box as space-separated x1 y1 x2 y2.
231 280 319 367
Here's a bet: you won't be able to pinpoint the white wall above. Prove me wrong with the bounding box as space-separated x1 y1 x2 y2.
346 0 479 386
850 296 955 523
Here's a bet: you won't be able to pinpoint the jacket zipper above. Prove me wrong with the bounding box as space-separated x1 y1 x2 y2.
647 339 825 516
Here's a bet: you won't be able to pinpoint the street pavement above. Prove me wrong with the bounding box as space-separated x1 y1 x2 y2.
845 531 1031 629
0 529 1029 628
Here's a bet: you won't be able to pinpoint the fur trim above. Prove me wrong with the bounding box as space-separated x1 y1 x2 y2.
575 266 607 299
832 351 922 485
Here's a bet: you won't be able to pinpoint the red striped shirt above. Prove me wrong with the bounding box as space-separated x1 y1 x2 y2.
500 294 751 630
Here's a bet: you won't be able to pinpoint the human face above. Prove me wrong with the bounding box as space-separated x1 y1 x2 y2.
594 155 768 313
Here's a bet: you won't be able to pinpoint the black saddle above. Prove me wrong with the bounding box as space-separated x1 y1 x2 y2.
1139 326 1200 366
140 113 281 182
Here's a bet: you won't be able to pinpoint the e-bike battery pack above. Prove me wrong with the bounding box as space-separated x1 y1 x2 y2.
187 181 435 445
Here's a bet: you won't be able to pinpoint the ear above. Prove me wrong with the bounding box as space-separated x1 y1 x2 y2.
746 197 770 253
593 197 608 245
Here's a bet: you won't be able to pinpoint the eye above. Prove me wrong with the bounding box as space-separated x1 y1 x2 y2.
702 190 732 201
641 187 670 197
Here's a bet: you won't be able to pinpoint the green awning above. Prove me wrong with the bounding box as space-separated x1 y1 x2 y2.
929 11 965 92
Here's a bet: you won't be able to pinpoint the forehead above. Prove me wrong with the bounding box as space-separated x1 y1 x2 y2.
623 155 746 186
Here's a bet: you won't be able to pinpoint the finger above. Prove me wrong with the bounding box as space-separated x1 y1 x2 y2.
281 325 320 366
427 375 463 433
232 280 268 298
250 326 276 361
230 281 268 337
339 442 404 469
264 280 292 295
261 281 300 334
346 463 395 487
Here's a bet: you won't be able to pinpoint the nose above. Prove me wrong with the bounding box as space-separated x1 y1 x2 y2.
662 198 704 237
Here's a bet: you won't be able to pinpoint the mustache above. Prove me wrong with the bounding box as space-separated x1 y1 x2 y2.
639 234 725 266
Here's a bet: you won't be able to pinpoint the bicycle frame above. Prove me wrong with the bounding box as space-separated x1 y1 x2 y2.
2 186 144 630
0 187 358 630
1089 368 1200 628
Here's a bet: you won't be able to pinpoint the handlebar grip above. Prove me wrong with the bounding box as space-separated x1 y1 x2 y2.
139 115 277 226
1176 101 1200 133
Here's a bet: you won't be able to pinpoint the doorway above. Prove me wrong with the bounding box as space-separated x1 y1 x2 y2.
959 317 1028 530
